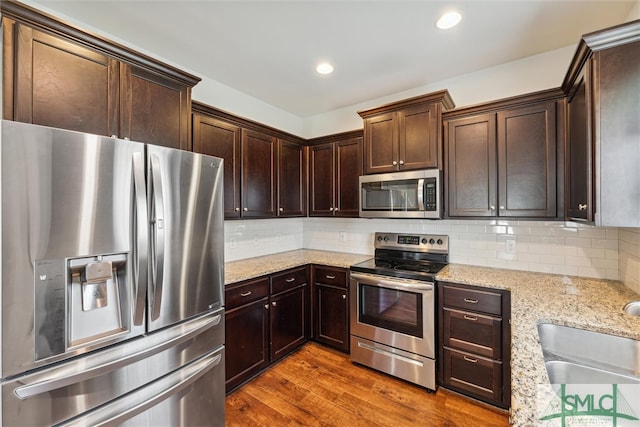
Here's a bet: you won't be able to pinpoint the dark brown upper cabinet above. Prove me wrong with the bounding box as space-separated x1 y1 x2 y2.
277 139 307 217
192 113 242 218
241 129 278 218
562 20 640 227
358 91 454 174
308 131 362 217
2 2 199 150
444 91 563 219
192 102 306 219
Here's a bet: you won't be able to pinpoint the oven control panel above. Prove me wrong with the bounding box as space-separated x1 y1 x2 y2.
374 232 449 254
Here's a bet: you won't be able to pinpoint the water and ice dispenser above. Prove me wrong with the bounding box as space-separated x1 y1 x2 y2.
35 253 130 361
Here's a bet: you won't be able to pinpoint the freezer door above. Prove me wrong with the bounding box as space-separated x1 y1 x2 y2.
2 309 224 426
146 145 224 332
0 120 146 378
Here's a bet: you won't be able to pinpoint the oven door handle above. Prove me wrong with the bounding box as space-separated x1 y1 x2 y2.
350 272 434 291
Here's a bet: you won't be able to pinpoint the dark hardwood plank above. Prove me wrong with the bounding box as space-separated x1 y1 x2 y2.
226 342 510 426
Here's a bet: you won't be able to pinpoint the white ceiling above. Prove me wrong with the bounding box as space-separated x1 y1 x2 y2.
30 0 638 118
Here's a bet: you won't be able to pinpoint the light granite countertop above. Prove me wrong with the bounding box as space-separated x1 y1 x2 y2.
224 250 640 426
224 249 371 285
437 264 640 427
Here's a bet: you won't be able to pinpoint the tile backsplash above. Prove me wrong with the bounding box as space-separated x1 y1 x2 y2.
225 217 624 283
303 218 619 280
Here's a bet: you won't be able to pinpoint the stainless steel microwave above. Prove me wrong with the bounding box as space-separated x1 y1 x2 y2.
359 169 442 219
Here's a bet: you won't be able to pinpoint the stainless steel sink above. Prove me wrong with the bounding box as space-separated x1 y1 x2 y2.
624 301 640 316
537 323 640 383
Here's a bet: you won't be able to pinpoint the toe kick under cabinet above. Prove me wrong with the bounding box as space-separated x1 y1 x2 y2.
438 281 511 409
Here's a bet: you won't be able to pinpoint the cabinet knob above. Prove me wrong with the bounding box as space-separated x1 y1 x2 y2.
342 294 346 300
579 204 588 211
279 207 284 212
243 207 248 212
264 304 269 310
392 160 398 166
272 301 277 307
334 207 339 211
499 205 505 210
329 207 334 211
490 205 496 210
235 207 240 212
399 160 404 165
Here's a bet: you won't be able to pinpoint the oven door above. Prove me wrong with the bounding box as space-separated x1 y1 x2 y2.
349 272 435 358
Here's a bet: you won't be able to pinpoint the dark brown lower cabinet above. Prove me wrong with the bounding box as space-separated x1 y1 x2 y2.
438 281 511 409
224 277 269 392
312 266 349 352
225 267 310 393
270 280 309 362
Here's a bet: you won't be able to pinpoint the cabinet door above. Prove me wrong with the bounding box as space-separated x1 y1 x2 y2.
270 285 309 362
566 68 593 222
192 114 242 218
241 129 277 218
497 101 556 217
363 112 398 174
8 21 119 136
278 139 306 217
446 114 497 217
399 104 438 170
309 143 335 216
120 63 191 150
225 298 269 392
335 137 362 217
314 283 349 352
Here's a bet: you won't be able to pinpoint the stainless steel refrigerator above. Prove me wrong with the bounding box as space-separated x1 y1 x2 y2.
0 120 225 426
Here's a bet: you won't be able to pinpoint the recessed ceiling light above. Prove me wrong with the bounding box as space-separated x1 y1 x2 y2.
316 63 334 75
436 11 462 30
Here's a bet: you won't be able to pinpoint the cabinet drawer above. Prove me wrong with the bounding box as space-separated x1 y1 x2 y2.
225 277 269 310
314 266 347 288
443 308 502 359
442 348 503 403
271 267 307 295
442 284 502 316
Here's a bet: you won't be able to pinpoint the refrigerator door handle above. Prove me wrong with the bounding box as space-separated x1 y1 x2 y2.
132 151 149 326
13 312 222 399
149 153 165 321
61 350 223 427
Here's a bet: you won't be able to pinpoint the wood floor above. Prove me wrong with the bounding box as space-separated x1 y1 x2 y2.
225 343 510 426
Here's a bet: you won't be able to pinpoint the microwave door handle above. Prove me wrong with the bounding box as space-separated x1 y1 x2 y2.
149 154 165 321
132 152 148 326
417 178 425 211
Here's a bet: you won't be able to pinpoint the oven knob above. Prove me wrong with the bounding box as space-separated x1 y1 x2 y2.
377 236 383 242
437 239 443 245
383 236 389 242
429 238 435 245
421 238 428 245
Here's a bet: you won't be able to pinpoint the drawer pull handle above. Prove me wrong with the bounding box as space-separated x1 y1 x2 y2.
463 356 478 363
285 278 296 283
463 298 478 304
326 275 336 279
463 315 478 321
240 291 252 297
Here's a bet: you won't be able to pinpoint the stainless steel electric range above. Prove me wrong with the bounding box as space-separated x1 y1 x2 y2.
349 232 449 391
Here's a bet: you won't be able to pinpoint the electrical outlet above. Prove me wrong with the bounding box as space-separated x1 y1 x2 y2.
339 231 347 242
253 236 259 247
505 239 516 254
229 237 237 249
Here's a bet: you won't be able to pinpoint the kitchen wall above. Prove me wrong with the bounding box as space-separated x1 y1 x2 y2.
619 228 640 293
225 217 620 282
